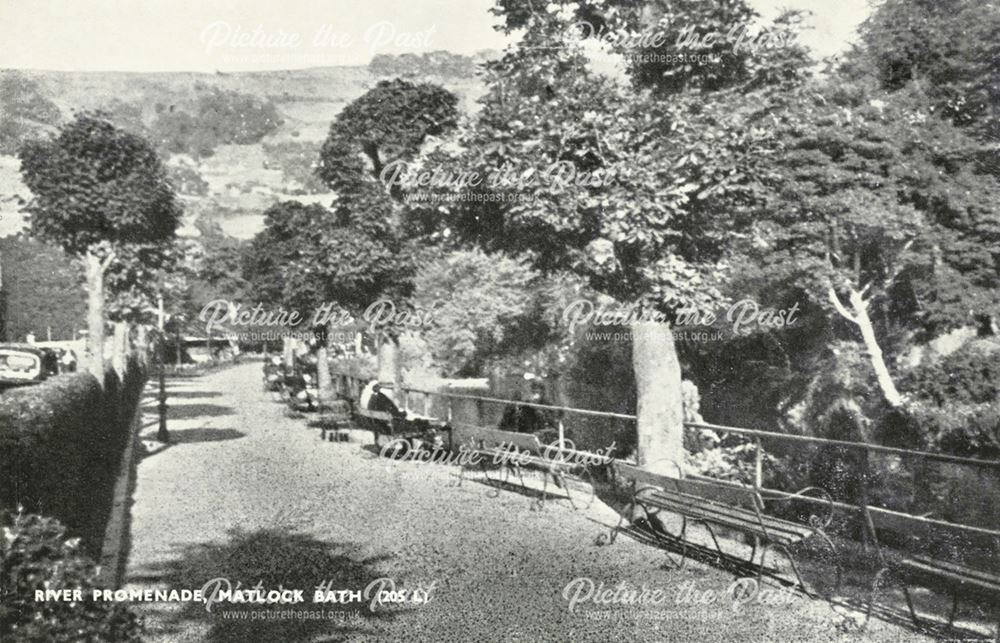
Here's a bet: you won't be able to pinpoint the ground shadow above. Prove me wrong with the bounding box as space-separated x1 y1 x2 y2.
166 404 237 420
166 428 246 444
155 391 225 400
132 527 406 642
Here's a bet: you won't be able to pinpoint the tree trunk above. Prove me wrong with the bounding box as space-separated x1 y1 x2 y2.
283 336 295 369
632 322 685 476
84 251 106 380
315 322 334 412
135 324 149 369
848 290 904 408
377 333 401 406
111 321 127 380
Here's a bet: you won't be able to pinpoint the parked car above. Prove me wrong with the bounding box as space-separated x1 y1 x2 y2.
0 344 60 390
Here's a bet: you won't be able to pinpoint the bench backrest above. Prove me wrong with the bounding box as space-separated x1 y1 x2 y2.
613 462 760 510
460 424 544 455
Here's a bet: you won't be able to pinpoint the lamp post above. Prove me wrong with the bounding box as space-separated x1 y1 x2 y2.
156 294 169 443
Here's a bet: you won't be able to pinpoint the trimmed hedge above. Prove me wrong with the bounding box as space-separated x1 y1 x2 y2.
0 360 146 556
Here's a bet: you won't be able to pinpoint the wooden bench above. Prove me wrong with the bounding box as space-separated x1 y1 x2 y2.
458 425 595 509
863 508 1000 640
353 406 453 451
609 461 839 596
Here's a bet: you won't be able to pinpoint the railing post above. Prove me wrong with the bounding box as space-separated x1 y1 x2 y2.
860 447 872 552
558 418 565 448
754 436 763 492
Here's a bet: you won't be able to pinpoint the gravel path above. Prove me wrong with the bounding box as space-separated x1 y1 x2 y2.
122 362 928 643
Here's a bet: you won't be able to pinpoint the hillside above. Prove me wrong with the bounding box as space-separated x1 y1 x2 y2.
0 57 490 239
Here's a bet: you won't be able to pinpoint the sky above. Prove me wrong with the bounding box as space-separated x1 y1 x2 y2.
0 0 872 72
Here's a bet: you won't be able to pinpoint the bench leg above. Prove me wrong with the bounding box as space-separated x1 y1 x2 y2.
864 566 890 629
534 466 548 511
758 542 812 598
481 460 501 498
555 471 577 510
609 500 634 545
800 527 842 596
947 593 959 629
902 582 920 627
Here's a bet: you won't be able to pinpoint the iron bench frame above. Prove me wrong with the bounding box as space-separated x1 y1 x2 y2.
609 461 839 597
458 425 596 510
862 505 1000 641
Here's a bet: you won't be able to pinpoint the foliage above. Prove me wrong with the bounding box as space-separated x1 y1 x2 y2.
903 340 1000 406
317 78 459 198
243 201 410 318
0 235 86 342
1 511 142 642
409 249 541 375
906 399 1000 456
150 88 282 157
262 141 327 194
20 113 181 257
845 0 1000 144
166 163 210 196
420 5 801 320
0 370 141 544
242 79 460 323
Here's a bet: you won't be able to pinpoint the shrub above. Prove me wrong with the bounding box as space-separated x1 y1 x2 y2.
0 510 142 642
903 340 1000 406
907 400 1000 456
0 363 145 554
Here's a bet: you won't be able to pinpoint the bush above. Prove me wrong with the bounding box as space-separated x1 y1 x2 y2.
903 340 1000 406
907 400 1000 456
0 510 142 642
0 363 145 554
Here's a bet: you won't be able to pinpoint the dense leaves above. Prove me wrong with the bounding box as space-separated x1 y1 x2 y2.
150 88 282 158
1 511 142 642
20 113 181 257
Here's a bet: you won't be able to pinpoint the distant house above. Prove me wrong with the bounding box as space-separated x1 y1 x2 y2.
0 235 86 342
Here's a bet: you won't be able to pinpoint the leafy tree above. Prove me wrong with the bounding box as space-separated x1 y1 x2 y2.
742 82 1000 409
413 0 805 471
409 249 539 375
308 79 459 396
19 113 181 376
845 0 1000 145
150 88 282 157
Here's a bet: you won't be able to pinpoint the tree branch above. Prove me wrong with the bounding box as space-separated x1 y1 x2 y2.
828 286 858 324
100 251 117 271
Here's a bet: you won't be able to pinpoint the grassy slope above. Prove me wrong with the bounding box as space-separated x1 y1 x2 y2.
0 66 485 239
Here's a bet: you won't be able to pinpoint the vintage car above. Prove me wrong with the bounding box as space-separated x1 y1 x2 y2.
0 344 60 390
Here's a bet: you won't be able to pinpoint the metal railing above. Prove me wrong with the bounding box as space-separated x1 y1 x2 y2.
332 371 1000 543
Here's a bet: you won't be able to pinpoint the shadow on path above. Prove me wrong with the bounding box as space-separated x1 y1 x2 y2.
167 404 237 420
167 428 246 444
133 527 404 643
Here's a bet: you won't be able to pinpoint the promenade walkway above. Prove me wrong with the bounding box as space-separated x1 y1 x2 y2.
121 362 927 642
